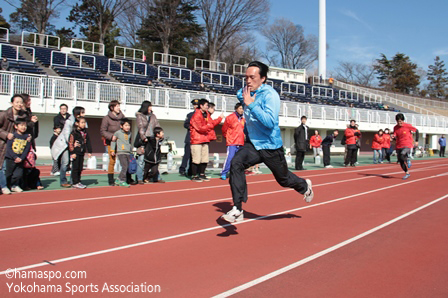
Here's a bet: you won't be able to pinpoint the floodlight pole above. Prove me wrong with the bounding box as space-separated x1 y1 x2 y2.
319 0 327 81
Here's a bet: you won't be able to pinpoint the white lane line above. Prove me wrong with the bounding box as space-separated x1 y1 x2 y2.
213 193 448 297
1 164 445 232
1 171 446 275
0 160 442 210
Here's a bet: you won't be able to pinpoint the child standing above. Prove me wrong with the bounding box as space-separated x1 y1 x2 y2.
110 118 132 188
69 117 92 189
49 125 62 175
5 119 31 193
143 127 165 183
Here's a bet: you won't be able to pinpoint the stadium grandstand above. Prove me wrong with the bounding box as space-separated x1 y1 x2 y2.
0 29 447 157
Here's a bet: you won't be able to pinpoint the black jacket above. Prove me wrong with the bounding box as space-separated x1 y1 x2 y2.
144 137 163 164
6 132 31 161
54 113 71 129
183 111 195 144
322 134 336 146
294 124 309 152
49 134 58 149
24 108 39 150
69 129 92 156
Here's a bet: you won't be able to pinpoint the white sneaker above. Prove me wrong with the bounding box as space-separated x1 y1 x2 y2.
325 165 333 168
2 187 11 195
303 179 314 203
11 186 23 193
53 171 60 176
221 206 244 223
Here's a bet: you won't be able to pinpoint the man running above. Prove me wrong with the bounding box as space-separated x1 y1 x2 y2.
221 61 313 223
392 113 418 180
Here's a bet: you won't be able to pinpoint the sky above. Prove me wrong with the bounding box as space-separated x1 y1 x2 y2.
2 0 448 76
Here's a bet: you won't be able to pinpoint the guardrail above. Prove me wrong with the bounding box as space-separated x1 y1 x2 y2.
0 70 447 130
21 31 60 49
0 44 35 63
114 46 145 61
312 86 333 98
194 59 227 73
108 59 147 76
50 51 96 70
233 64 247 75
339 90 359 101
0 27 9 43
281 82 306 95
201 72 234 87
71 39 105 56
158 66 191 81
153 52 187 68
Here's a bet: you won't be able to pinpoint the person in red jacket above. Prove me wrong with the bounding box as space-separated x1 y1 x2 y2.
382 128 392 163
309 130 322 161
344 120 361 167
207 102 224 142
221 103 245 180
392 113 418 180
372 129 384 164
190 99 218 182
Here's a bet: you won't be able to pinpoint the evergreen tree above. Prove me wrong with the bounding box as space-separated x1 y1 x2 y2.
374 53 420 94
427 56 448 99
0 8 11 30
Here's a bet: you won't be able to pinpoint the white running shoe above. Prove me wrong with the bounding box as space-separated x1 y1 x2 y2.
2 187 11 195
303 179 314 203
53 171 60 176
325 165 333 168
221 206 244 223
11 186 23 193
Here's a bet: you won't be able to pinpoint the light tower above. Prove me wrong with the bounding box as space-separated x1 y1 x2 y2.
319 0 326 80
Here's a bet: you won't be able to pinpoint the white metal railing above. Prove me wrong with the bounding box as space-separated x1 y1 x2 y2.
0 44 35 63
339 90 359 101
0 70 447 131
0 27 9 43
194 59 226 73
51 51 95 70
281 82 306 96
108 59 147 76
114 46 145 61
70 39 105 56
242 78 273 88
233 64 247 75
158 66 191 81
153 52 187 68
312 86 333 98
201 72 234 87
21 31 60 49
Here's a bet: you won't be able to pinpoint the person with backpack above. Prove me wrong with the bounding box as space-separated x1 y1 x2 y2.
110 118 133 188
143 127 165 183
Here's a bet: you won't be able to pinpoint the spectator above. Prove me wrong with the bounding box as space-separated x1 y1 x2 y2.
439 135 446 157
143 127 165 183
147 80 153 86
5 119 31 193
0 94 27 195
110 118 133 188
1 57 9 71
309 130 322 161
50 125 62 175
179 99 199 177
51 106 86 188
294 115 309 170
21 94 39 151
382 128 392 163
221 103 245 180
206 102 224 143
328 77 334 87
321 130 339 168
69 117 92 189
54 104 70 128
135 101 160 184
100 100 126 186
372 129 384 164
344 120 361 167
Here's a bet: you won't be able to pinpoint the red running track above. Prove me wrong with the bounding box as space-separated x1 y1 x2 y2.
0 159 447 297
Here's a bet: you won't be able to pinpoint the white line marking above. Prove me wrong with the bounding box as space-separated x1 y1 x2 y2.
1 164 445 232
1 171 446 275
0 160 442 210
213 193 448 297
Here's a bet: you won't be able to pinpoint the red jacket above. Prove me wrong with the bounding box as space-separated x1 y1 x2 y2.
310 135 322 148
382 134 391 148
222 112 245 146
207 115 223 142
344 127 361 145
393 123 417 149
371 134 384 150
190 109 214 145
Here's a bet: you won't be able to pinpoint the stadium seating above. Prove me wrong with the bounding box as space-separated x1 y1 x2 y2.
1 44 45 75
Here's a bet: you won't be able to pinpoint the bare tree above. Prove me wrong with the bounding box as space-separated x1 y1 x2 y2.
334 61 376 87
261 18 319 70
116 0 145 47
199 0 270 62
6 0 67 43
218 32 260 72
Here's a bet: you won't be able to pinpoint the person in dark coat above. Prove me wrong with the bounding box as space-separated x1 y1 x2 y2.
21 94 39 151
179 99 199 177
294 116 309 170
321 130 339 168
53 104 70 128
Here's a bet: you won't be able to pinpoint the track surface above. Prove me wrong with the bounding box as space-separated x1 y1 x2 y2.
1 159 447 297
